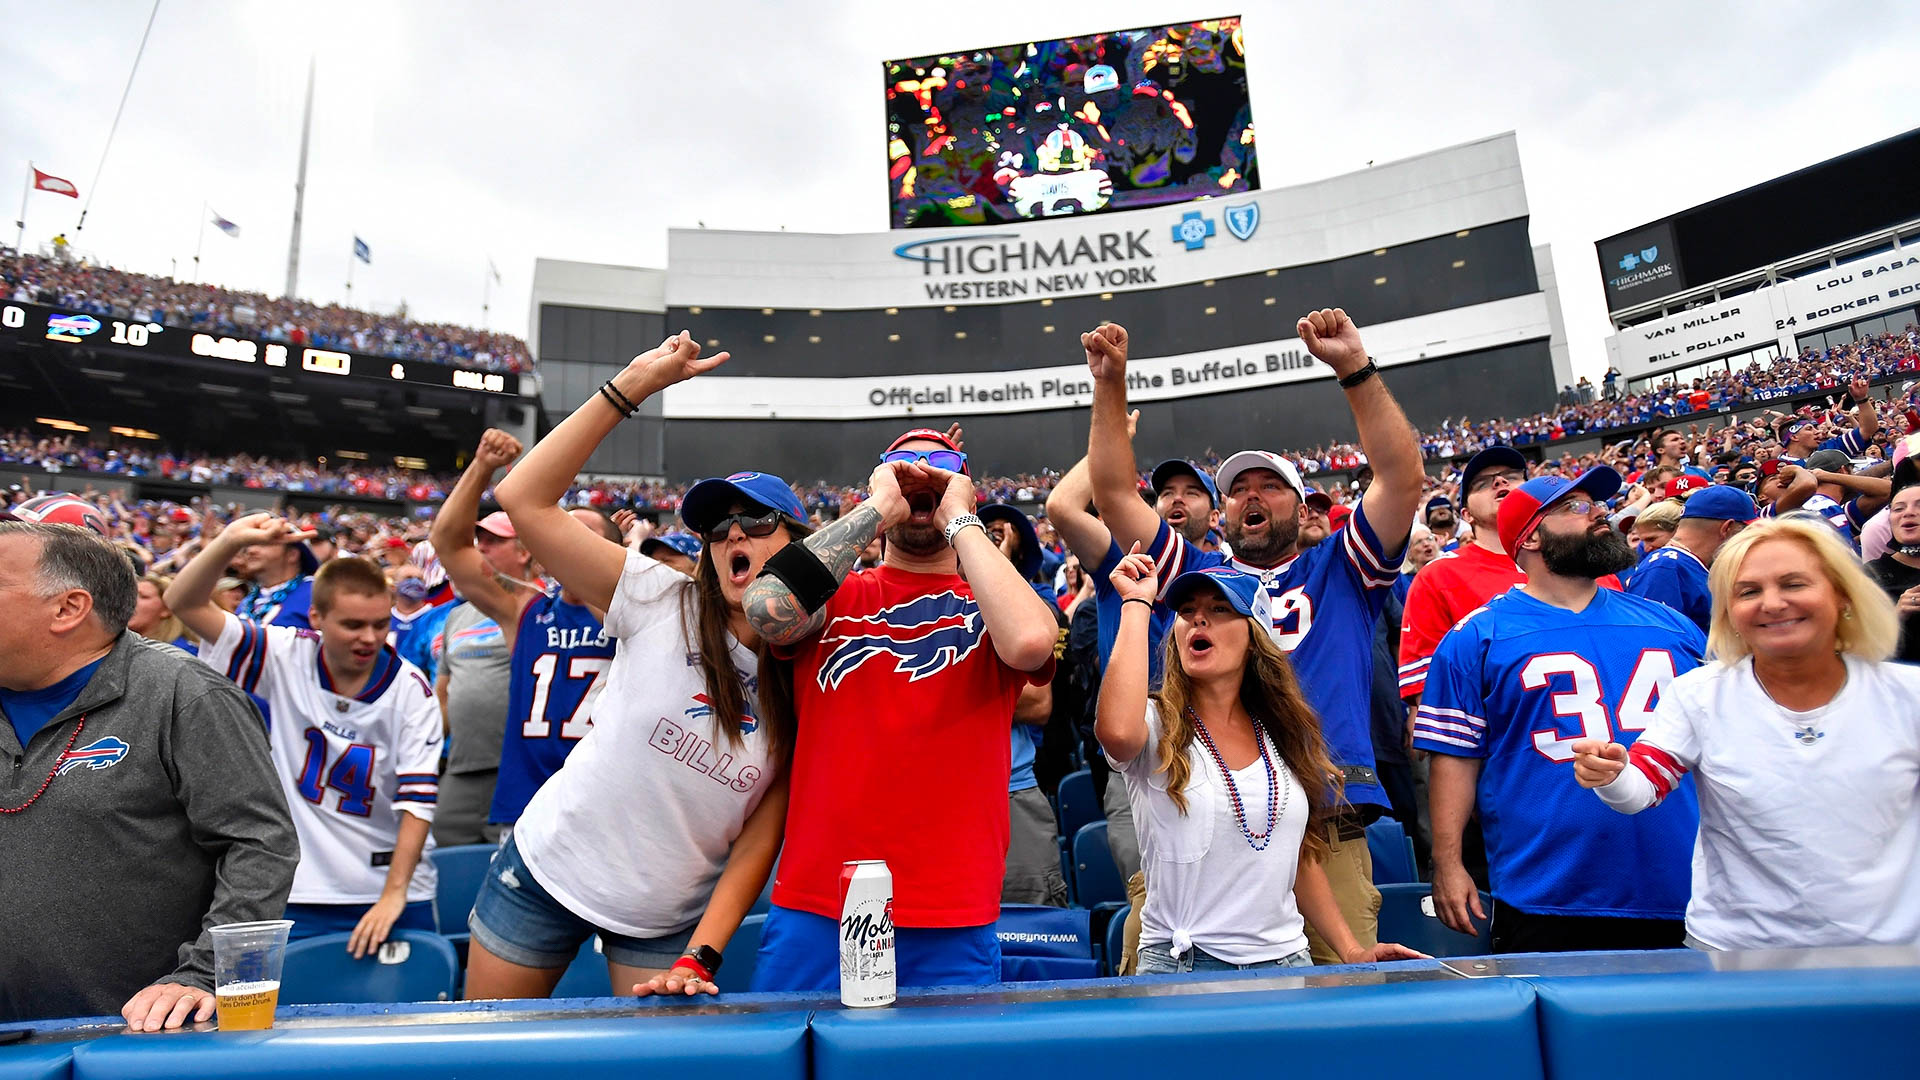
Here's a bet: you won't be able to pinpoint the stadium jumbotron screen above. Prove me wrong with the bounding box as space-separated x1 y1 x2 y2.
885 16 1258 229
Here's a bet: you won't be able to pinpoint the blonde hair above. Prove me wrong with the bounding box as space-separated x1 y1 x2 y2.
1151 616 1340 859
1706 517 1900 663
1634 500 1684 534
137 573 196 648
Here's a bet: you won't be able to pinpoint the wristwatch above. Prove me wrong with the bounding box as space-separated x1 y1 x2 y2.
944 513 986 545
682 943 723 977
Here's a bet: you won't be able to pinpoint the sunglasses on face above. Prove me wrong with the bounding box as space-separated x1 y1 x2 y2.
702 510 783 543
880 448 968 472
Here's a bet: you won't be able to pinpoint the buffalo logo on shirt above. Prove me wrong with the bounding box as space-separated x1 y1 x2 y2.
687 692 758 735
55 736 131 776
816 591 985 690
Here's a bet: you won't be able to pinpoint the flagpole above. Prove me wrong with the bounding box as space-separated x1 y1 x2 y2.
193 200 207 282
16 161 31 253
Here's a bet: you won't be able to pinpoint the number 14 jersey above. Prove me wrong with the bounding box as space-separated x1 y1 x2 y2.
202 612 441 905
1413 588 1704 919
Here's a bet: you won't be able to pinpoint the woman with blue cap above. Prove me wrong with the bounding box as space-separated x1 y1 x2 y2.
1099 547 1425 972
467 332 805 1000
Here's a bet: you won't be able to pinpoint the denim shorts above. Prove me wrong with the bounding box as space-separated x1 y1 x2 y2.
467 833 693 970
1134 942 1314 974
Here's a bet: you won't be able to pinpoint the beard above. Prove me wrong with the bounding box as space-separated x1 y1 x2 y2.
886 521 947 558
1536 525 1636 579
1428 511 1456 533
1224 512 1300 566
1171 513 1211 545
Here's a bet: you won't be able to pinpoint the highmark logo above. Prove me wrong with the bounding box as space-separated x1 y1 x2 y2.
1172 210 1216 251
891 228 1159 301
1617 245 1662 272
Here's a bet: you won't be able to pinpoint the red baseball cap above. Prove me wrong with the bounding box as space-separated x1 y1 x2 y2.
1663 475 1708 499
1327 504 1353 530
1496 466 1623 559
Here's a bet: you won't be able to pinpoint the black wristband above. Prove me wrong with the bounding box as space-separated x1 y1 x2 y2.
598 383 636 419
1338 359 1379 390
602 380 639 416
759 542 840 614
685 943 723 976
1122 597 1154 611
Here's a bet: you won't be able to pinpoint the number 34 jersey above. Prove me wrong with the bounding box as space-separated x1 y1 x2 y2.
202 612 441 905
1412 589 1704 919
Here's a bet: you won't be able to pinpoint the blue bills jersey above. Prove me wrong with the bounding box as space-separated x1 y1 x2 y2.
1144 502 1406 810
488 591 615 825
1413 588 1705 918
1625 544 1713 632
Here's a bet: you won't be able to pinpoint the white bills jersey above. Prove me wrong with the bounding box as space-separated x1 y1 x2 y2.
201 612 440 904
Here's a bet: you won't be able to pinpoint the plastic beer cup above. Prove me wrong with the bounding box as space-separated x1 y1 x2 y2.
209 920 293 1030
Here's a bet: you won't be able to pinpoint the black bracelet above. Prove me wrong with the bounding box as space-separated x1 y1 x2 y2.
1122 597 1154 611
603 379 639 414
598 382 637 419
1338 358 1379 390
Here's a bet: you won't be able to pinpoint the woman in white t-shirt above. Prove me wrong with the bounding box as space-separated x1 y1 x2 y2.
469 332 802 999
1574 517 1920 950
1099 552 1424 972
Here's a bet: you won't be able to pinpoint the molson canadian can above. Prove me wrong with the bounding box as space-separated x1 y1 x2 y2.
838 859 896 1007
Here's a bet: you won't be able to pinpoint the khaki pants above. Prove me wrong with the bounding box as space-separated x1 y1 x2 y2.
1303 815 1380 964
1002 786 1070 906
1117 870 1147 975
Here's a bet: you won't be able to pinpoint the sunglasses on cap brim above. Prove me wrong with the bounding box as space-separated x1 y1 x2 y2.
700 510 784 543
880 448 968 472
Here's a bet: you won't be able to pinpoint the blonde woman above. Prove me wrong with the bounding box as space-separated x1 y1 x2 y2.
129 573 198 654
1100 551 1423 972
1574 518 1920 950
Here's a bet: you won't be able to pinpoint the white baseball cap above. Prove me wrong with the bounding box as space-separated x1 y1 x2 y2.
1214 450 1305 501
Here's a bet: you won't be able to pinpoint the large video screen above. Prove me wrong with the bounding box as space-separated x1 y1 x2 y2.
885 17 1258 229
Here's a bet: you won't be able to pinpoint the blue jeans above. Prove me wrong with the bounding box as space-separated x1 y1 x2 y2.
750 905 1001 992
1134 942 1314 974
285 901 437 941
467 833 692 970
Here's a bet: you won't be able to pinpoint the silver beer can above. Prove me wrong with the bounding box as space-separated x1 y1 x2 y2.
838 859 896 1007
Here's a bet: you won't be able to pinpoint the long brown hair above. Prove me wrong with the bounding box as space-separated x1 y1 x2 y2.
1150 617 1342 859
137 573 196 648
674 522 808 768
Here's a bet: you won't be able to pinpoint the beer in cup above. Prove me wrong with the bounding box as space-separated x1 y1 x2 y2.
209 920 294 1031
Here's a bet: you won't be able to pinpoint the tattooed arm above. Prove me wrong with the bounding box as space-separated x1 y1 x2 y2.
744 463 909 647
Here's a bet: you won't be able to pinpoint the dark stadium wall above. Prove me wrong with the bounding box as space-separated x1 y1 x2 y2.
659 339 1553 483
536 303 669 476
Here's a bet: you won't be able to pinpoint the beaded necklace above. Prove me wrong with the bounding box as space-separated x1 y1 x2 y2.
0 716 85 814
1185 705 1288 850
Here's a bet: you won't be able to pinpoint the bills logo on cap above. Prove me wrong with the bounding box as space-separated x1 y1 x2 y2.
816 592 985 690
56 736 130 776
727 472 762 482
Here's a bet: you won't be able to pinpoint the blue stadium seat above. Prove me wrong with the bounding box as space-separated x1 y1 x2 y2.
1366 819 1418 885
552 936 614 998
996 905 1099 982
748 863 776 917
1055 769 1102 843
1104 903 1130 976
1375 883 1491 958
1072 821 1126 907
0 1041 72 1080
430 843 498 942
279 930 460 1005
715 914 765 995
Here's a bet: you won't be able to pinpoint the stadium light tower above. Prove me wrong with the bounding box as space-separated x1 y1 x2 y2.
284 57 315 300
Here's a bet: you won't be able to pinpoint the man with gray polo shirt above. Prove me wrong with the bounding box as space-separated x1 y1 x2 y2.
0 520 298 1027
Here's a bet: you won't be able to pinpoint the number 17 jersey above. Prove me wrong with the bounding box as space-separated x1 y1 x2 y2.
1412 588 1704 918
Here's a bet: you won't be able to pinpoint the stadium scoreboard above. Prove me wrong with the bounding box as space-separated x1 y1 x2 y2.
2 300 518 395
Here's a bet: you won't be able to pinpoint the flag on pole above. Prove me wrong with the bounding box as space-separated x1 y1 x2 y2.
210 210 240 238
32 168 78 198
353 236 371 264
488 258 501 284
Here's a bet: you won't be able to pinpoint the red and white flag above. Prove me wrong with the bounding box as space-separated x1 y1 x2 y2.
32 168 78 198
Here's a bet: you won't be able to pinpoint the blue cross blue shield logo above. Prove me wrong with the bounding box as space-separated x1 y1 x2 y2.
1171 210 1215 251
1640 245 1659 264
1224 203 1260 241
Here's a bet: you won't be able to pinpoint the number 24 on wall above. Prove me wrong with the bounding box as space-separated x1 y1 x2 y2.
1522 650 1678 762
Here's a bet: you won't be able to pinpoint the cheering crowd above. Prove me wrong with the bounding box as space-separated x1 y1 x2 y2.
4 308 1919 1030
2 251 534 373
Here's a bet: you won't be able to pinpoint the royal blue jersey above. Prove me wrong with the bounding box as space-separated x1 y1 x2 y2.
1625 544 1713 632
1412 588 1704 918
1144 502 1406 810
1093 538 1175 683
488 591 615 825
391 603 451 682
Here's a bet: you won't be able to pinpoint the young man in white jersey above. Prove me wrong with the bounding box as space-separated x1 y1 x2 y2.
168 515 440 957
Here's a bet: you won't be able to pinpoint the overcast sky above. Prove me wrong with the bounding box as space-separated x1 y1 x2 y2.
3 1 1915 379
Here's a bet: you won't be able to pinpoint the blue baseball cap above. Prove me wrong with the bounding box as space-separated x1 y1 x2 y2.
678 471 806 534
1680 486 1758 523
1460 445 1528 495
1425 494 1452 513
978 503 1041 580
641 531 704 559
1150 459 1219 507
1496 465 1622 558
1162 566 1272 625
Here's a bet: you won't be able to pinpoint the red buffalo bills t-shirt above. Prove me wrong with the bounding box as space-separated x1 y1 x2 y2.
774 566 1050 928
